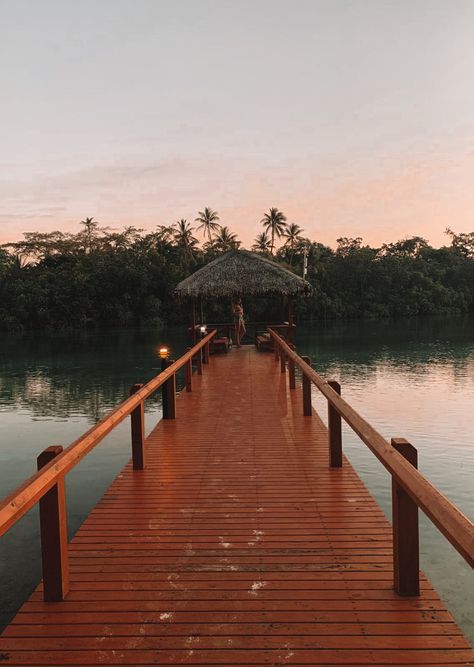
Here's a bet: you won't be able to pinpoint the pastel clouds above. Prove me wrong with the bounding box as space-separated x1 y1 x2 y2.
1 144 473 249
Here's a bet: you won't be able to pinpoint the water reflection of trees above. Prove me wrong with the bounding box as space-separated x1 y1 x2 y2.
0 327 187 422
297 317 474 386
0 370 131 421
1 319 473 421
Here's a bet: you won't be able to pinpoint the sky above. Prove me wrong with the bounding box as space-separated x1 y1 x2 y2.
1 0 474 249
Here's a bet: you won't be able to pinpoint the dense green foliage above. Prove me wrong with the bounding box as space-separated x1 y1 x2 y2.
1 216 474 331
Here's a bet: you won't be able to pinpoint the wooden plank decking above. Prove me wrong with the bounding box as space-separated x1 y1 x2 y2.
1 347 473 665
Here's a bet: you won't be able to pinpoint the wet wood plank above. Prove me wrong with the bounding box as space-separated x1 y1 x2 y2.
1 347 472 665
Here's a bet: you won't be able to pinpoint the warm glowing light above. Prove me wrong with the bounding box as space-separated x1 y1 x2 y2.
158 346 170 359
199 325 207 334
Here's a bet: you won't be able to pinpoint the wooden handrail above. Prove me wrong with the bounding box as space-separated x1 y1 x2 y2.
190 321 295 328
269 328 474 569
0 329 216 537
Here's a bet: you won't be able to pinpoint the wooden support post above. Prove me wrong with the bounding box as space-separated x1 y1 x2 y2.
191 300 196 345
161 358 169 416
197 348 203 375
288 344 296 390
327 380 342 468
280 348 286 373
203 342 210 364
129 384 145 470
301 355 312 417
163 362 176 420
37 446 69 602
185 348 192 392
274 341 279 361
391 437 420 596
287 296 294 345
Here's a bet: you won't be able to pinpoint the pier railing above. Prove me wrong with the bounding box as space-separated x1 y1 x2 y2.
0 329 216 601
190 321 294 342
269 328 474 596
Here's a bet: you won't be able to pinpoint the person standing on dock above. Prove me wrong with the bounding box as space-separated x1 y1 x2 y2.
232 298 246 347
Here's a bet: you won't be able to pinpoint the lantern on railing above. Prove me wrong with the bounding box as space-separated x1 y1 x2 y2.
158 346 171 374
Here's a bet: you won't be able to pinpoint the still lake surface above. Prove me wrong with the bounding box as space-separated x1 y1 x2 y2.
0 318 473 641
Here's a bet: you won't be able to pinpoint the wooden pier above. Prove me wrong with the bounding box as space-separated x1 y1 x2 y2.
0 331 473 665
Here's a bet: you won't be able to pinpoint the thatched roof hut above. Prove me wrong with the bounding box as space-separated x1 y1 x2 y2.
174 250 311 300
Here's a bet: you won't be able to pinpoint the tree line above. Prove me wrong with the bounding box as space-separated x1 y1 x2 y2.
1 208 474 331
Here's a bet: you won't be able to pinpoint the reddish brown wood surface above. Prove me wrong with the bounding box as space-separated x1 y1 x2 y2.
270 329 474 568
1 347 472 665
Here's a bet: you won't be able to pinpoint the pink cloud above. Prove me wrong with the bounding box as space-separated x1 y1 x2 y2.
1 149 473 249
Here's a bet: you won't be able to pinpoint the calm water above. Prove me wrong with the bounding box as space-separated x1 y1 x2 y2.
0 319 473 642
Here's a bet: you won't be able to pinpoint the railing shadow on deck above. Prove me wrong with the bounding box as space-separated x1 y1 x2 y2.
269 328 474 599
0 329 216 602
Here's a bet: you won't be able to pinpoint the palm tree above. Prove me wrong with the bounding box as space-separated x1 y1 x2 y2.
155 224 175 244
260 208 287 255
173 219 198 268
283 223 304 264
195 207 220 245
252 231 272 255
80 217 99 253
213 226 241 252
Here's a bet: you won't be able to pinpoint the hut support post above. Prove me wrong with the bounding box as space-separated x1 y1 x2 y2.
37 446 69 602
287 296 294 344
191 300 196 345
281 296 286 335
302 356 312 416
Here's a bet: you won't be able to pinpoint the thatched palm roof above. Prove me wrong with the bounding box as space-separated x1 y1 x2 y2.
174 250 311 299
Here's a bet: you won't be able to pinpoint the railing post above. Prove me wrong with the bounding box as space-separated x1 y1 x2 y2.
163 361 176 419
280 347 286 373
129 384 145 470
288 344 296 390
36 446 69 602
301 355 312 417
161 358 169 416
274 339 279 361
185 347 192 392
327 380 342 467
197 348 203 375
391 437 419 596
203 342 210 364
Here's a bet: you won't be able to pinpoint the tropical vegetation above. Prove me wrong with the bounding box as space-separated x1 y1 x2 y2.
1 208 474 331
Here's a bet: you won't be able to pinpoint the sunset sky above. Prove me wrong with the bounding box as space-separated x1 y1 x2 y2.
1 0 474 248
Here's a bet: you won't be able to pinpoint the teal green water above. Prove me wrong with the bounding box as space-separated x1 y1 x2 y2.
0 320 473 642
